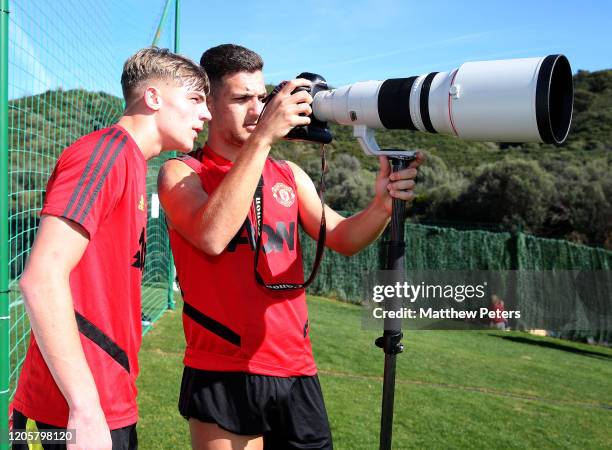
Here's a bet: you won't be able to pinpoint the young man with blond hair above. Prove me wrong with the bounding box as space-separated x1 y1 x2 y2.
12 47 211 450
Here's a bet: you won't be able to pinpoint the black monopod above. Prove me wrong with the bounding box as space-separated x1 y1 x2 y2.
375 154 414 450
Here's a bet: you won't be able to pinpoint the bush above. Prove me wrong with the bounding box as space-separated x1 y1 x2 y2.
450 159 556 232
411 153 468 218
303 154 374 212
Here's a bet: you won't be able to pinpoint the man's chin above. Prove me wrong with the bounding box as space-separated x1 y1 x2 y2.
230 132 251 146
177 141 197 153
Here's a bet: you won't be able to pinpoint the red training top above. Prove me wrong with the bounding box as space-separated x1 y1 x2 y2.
169 145 317 377
13 125 148 429
492 302 507 324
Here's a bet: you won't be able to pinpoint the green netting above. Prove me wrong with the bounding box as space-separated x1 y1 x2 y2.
302 223 612 303
303 235 379 301
516 234 612 340
402 225 514 270
519 233 612 270
2 0 180 429
302 220 612 343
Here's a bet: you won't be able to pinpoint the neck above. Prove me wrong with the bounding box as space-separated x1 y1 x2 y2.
117 114 163 161
206 129 244 162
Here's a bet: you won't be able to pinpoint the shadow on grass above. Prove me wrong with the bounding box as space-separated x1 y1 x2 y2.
490 334 612 361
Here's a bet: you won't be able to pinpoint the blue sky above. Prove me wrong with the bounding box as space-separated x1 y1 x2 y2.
8 0 612 99
179 0 612 86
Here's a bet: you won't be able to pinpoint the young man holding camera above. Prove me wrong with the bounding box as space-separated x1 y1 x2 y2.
158 44 423 449
12 47 211 450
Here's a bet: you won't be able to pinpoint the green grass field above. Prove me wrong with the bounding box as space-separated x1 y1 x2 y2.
137 296 612 449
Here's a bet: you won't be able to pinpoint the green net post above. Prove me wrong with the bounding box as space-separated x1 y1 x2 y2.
167 254 175 310
152 0 173 47
165 0 180 311
174 0 180 52
1 0 10 443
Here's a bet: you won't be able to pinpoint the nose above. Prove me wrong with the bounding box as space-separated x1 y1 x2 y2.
249 96 264 118
199 103 212 121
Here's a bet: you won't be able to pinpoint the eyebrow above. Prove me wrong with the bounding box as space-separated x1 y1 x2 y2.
191 92 206 101
233 90 267 97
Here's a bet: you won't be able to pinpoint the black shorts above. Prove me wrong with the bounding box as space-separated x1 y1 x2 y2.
178 367 333 450
11 409 137 450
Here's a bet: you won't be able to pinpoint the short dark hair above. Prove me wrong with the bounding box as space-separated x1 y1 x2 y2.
199 44 263 92
121 47 209 106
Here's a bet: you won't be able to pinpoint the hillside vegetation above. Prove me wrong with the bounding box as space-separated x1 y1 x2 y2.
9 70 612 248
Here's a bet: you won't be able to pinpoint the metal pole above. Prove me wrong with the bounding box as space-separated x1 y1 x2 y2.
377 156 411 450
165 0 181 311
0 0 10 444
174 0 180 53
152 0 173 47
166 224 175 310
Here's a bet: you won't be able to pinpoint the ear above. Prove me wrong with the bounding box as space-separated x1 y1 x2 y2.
143 86 162 111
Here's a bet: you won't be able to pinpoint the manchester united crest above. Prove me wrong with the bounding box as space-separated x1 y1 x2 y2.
271 182 296 207
138 194 146 211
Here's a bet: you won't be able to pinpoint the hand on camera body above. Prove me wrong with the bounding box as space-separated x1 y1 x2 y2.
253 78 313 146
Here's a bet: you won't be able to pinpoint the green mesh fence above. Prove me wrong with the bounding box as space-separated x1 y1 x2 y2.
302 223 612 302
519 233 612 270
2 0 180 435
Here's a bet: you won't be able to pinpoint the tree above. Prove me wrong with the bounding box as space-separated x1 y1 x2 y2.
410 153 468 219
549 157 612 245
452 159 556 232
303 153 374 212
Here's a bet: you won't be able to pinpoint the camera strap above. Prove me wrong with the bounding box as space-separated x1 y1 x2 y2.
253 145 327 290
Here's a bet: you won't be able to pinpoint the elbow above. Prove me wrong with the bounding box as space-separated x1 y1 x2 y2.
19 267 65 310
338 248 359 257
330 243 359 257
201 244 225 257
18 273 31 299
175 224 229 256
326 238 360 257
19 270 41 310
196 237 227 257
176 222 229 256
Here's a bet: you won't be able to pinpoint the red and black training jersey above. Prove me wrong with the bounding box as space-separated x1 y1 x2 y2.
169 145 317 377
12 124 148 429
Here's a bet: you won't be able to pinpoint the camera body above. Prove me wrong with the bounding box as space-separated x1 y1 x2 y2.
267 72 333 144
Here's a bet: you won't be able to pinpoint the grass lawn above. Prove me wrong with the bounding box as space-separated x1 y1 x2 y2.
137 295 612 449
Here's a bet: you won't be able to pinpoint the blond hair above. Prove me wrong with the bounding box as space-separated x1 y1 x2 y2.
121 47 209 106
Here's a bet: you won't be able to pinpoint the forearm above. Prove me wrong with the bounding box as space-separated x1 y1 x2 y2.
20 273 101 411
295 153 422 258
326 200 390 256
193 135 272 254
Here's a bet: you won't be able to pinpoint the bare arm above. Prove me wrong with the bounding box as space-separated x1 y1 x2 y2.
158 79 313 255
289 153 424 256
19 215 111 449
157 133 271 255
